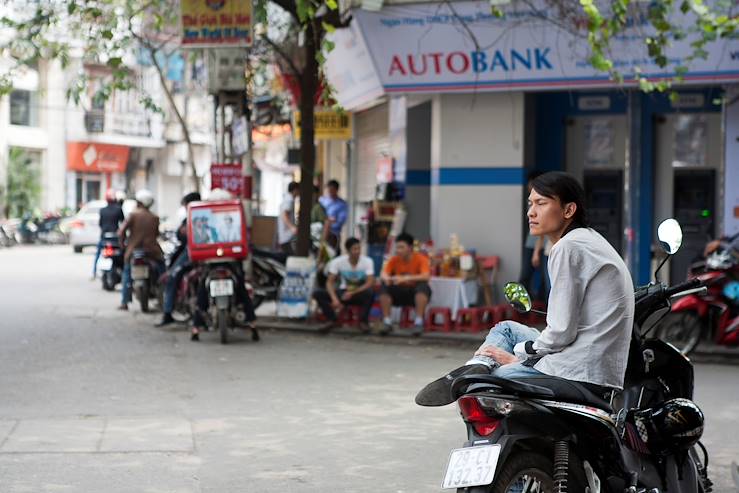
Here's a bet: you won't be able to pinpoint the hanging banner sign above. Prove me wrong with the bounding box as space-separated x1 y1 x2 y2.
294 111 352 140
210 163 244 196
181 0 252 48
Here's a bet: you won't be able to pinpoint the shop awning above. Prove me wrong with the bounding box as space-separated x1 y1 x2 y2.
67 142 130 173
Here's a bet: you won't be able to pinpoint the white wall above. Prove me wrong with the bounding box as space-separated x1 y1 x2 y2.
430 92 526 300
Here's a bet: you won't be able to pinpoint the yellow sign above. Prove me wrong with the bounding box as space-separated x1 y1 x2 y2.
181 0 252 48
294 111 352 140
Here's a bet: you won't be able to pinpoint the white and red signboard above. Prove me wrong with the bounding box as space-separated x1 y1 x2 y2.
326 1 739 109
210 163 244 196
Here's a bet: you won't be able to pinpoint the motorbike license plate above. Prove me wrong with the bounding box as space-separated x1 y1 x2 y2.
131 265 149 280
97 257 113 271
210 279 234 297
442 444 501 489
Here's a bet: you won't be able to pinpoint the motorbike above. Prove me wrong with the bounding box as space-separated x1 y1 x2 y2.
130 249 161 313
199 261 259 344
656 243 738 355
250 246 287 309
426 219 713 493
99 232 124 291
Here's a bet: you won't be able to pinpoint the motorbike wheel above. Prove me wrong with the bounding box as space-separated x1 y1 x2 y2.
657 311 703 355
488 453 554 493
137 286 150 313
102 272 116 291
218 308 229 344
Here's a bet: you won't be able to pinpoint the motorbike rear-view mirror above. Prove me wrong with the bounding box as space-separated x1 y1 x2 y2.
504 282 532 313
657 219 683 255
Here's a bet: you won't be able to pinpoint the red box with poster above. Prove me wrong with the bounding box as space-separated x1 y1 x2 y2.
187 200 248 262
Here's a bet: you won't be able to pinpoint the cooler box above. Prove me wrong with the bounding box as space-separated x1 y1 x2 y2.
187 200 248 262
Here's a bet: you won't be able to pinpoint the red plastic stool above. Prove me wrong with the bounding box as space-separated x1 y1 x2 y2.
477 306 500 329
455 307 481 332
399 306 416 329
338 305 362 327
427 307 454 332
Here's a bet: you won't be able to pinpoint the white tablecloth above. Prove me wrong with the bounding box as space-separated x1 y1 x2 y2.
428 277 478 318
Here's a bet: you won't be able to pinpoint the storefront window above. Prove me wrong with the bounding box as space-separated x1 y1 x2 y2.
9 90 39 126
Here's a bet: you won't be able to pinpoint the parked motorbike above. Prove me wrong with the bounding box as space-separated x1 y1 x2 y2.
99 232 124 291
656 240 738 355
250 246 287 309
130 249 161 313
426 219 713 493
200 261 259 344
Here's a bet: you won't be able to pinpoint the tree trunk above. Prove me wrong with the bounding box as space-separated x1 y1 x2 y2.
295 22 318 257
150 51 200 194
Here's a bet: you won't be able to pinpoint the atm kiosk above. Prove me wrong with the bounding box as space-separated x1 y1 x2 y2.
584 170 624 254
670 169 716 284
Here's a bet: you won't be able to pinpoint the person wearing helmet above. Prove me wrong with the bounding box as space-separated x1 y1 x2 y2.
93 190 125 279
156 191 201 327
117 190 164 310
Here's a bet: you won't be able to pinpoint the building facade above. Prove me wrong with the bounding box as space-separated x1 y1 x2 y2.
325 0 739 288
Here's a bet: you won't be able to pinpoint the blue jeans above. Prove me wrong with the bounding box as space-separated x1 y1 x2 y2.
92 240 104 277
468 320 544 379
163 251 190 315
121 262 132 305
121 260 164 306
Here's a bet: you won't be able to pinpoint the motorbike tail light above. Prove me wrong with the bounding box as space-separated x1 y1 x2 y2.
70 220 85 229
103 246 114 257
212 269 231 279
458 396 501 436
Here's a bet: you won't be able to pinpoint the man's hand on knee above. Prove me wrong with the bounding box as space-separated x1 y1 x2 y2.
475 346 519 365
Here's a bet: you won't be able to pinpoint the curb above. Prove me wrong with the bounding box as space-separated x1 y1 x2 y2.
254 317 739 362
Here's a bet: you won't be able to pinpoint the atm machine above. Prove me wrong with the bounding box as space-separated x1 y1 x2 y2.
654 111 721 285
566 113 628 254
672 170 716 283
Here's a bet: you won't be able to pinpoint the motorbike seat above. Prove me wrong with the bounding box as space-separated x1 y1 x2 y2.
511 375 613 412
251 246 287 264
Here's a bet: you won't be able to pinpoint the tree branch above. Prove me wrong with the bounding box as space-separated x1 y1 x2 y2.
261 34 302 78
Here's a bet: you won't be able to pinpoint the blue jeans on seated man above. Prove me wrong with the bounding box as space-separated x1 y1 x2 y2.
467 320 544 380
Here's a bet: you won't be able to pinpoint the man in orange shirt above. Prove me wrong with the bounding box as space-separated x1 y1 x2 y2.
379 232 432 336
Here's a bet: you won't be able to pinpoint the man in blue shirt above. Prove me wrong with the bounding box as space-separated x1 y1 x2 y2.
319 179 348 251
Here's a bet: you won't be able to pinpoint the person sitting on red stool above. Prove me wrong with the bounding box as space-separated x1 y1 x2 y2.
379 232 432 336
313 237 376 332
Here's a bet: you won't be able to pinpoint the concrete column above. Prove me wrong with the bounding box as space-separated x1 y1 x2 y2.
430 92 526 297
724 86 739 236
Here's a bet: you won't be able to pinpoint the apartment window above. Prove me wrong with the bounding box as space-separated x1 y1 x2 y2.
9 90 39 126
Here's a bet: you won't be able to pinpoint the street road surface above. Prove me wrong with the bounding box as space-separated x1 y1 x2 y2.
1 246 738 492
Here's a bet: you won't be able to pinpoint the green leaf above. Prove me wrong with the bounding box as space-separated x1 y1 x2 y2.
322 21 335 33
108 56 123 68
325 0 338 10
102 30 113 40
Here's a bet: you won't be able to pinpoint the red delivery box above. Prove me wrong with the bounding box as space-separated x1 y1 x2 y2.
187 200 248 262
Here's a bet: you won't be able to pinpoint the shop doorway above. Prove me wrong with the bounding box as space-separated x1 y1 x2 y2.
654 112 722 284
75 174 102 208
565 115 628 253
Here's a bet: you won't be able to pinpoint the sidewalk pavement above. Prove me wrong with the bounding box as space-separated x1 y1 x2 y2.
254 315 739 363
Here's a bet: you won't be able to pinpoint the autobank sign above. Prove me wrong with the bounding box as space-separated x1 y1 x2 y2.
325 1 739 106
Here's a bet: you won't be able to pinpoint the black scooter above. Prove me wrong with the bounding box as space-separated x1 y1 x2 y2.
99 232 124 291
426 219 713 493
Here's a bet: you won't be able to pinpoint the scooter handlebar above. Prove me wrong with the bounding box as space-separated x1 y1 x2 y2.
664 278 702 298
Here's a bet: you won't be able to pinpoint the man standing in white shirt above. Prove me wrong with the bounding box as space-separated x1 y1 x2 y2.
416 171 635 406
313 237 376 332
277 182 299 254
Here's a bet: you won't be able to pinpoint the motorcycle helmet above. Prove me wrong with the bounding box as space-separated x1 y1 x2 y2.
208 188 233 201
135 189 155 209
723 281 739 303
631 398 704 454
105 189 117 202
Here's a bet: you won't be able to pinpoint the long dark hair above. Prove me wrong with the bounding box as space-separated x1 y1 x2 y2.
531 171 589 228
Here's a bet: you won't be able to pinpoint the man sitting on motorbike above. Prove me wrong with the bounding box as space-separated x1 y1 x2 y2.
117 190 164 311
92 189 125 280
156 192 201 327
416 171 635 406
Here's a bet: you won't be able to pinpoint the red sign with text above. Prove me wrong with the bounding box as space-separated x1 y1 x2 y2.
210 163 243 197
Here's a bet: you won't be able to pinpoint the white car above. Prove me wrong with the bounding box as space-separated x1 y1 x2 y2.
66 200 136 253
